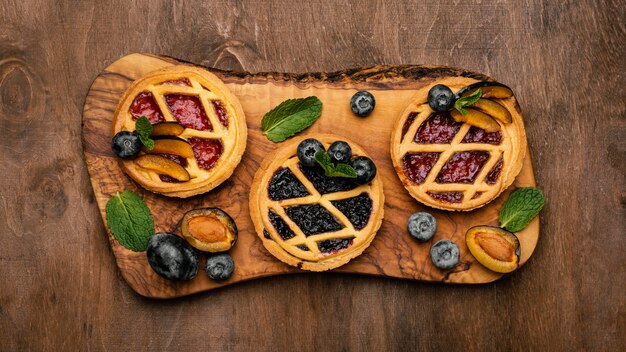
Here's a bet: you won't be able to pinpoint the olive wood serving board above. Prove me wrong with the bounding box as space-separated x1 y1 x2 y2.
82 53 539 298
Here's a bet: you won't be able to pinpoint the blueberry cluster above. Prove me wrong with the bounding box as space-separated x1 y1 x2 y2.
297 138 377 185
407 211 460 270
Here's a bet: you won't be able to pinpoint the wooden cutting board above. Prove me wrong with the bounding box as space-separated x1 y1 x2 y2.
82 53 539 298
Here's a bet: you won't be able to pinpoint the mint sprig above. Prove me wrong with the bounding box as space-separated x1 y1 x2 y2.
136 116 155 150
499 187 545 232
314 151 357 178
105 190 155 251
454 88 482 116
262 97 323 142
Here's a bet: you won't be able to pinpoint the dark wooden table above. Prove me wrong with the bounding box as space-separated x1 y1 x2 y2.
1 1 624 350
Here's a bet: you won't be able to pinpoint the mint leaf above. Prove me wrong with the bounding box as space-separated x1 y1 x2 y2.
314 150 335 175
331 163 357 178
314 151 357 178
262 97 322 142
105 190 155 251
454 88 482 115
499 187 545 232
135 116 155 150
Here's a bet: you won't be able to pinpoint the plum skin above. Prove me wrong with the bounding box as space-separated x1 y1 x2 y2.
146 232 199 281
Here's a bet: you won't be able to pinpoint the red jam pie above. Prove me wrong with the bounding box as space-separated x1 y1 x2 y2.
390 77 527 211
112 65 247 198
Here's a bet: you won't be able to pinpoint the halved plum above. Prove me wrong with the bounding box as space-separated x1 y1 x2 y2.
456 82 513 99
451 109 500 133
472 99 512 124
151 122 185 137
466 225 520 273
145 138 194 158
181 208 238 253
135 154 191 181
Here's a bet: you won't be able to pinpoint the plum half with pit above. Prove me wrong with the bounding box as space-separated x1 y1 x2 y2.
466 225 520 273
181 208 238 253
146 232 199 281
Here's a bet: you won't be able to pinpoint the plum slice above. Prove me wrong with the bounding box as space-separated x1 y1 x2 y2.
145 138 194 159
151 122 185 137
135 154 190 181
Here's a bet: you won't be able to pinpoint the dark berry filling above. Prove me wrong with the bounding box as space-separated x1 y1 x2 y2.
268 167 310 201
165 94 212 131
401 112 418 140
486 157 503 184
402 152 440 184
188 138 222 170
427 191 464 203
317 238 354 254
212 100 229 127
285 204 344 236
298 163 358 195
436 151 490 183
130 92 165 123
331 193 373 230
263 229 272 240
268 210 295 240
462 126 503 145
414 112 461 144
296 244 310 251
161 78 191 86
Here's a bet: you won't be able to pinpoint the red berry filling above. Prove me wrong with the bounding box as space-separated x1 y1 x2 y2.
402 152 440 184
188 138 223 170
436 151 490 184
486 157 503 184
427 191 464 203
212 100 229 127
414 112 461 144
462 126 503 145
130 92 165 123
165 94 212 131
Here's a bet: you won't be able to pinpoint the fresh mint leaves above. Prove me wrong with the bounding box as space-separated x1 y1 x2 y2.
454 89 482 116
261 96 323 142
135 116 155 150
499 187 545 232
314 151 357 178
105 190 155 251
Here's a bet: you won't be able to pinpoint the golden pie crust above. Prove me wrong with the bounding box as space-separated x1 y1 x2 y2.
390 77 527 211
112 65 247 198
249 134 384 272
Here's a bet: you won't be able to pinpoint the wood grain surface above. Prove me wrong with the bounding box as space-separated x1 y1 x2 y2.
83 53 539 297
1 0 624 350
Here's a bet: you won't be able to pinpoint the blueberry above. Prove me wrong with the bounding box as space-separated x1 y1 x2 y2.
350 156 377 185
147 232 199 281
328 141 352 164
427 84 455 112
205 253 235 280
112 131 142 159
297 138 325 167
407 212 437 242
350 91 376 117
430 240 460 270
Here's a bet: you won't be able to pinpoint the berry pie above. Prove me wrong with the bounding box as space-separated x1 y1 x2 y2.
112 65 247 197
390 78 527 211
249 134 384 271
